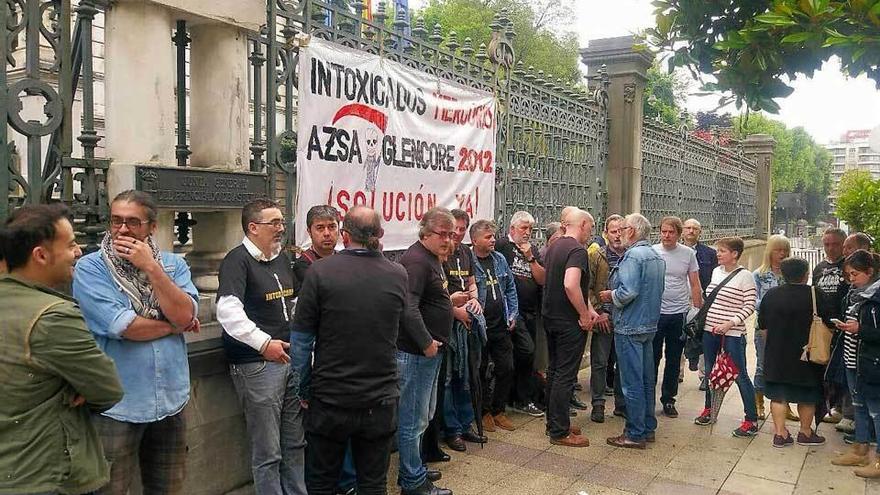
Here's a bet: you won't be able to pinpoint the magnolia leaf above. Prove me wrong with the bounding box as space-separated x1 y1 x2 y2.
782 32 814 43
755 13 798 26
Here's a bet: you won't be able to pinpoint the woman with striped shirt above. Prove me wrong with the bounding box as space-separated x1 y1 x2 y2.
694 237 760 437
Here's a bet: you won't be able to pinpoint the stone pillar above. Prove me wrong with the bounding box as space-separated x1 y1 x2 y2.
103 1 177 247
581 37 653 216
185 23 251 299
104 1 176 182
743 134 776 239
188 23 250 170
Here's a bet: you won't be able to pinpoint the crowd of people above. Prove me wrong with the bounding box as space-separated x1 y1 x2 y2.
3 191 880 495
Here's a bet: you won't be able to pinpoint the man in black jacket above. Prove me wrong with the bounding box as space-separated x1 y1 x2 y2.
291 206 406 495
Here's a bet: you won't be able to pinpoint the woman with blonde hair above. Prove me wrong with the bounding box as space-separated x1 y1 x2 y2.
753 234 796 420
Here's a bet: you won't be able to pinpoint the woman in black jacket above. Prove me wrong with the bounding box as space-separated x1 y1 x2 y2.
759 258 825 448
833 249 880 478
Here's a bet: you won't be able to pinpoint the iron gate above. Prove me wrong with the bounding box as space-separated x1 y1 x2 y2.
249 0 609 245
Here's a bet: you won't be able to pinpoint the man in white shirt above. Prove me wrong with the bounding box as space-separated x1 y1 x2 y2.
215 199 305 495
652 216 702 418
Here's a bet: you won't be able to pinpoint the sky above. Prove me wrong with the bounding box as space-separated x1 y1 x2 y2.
407 0 880 144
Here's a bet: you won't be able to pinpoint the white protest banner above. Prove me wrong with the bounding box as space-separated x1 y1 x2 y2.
296 37 497 250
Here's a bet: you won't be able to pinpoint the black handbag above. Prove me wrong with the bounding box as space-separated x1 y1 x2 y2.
683 268 745 339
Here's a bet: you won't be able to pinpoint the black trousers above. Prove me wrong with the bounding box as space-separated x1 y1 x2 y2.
652 313 686 405
511 312 539 405
481 325 515 415
305 398 397 495
544 319 588 439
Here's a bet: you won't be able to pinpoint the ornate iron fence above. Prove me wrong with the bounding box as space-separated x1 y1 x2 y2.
640 118 757 240
249 0 609 246
2 0 109 251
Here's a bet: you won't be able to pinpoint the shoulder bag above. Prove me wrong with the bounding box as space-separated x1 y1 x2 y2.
683 268 745 339
801 286 834 365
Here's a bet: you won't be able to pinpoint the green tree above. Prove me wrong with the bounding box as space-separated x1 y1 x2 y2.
418 0 581 83
735 113 832 220
645 0 880 113
836 170 880 244
643 64 690 126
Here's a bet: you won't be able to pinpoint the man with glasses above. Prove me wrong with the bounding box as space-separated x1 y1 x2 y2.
216 198 306 494
73 190 200 494
397 207 455 495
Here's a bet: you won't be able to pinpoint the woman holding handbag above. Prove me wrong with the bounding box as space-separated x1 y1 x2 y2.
831 249 880 478
693 237 759 437
753 234 797 421
759 257 825 447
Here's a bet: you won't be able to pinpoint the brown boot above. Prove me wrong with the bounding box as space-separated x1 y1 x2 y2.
831 443 870 466
855 460 880 478
755 392 765 420
482 413 496 433
550 432 590 447
493 413 516 431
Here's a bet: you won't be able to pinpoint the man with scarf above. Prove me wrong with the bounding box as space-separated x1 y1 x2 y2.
440 209 486 452
74 190 199 495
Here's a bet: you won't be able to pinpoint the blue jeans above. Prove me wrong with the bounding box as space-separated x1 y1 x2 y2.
615 332 658 442
396 351 442 490
754 328 766 392
702 333 758 422
443 375 475 437
338 443 357 490
846 368 877 447
230 361 307 495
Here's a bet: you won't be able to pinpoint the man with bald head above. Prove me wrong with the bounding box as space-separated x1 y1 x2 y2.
541 207 598 447
844 232 873 256
291 206 407 494
682 218 717 291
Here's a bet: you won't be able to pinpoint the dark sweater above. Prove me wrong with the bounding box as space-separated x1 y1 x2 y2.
759 284 823 387
292 250 406 407
397 241 452 355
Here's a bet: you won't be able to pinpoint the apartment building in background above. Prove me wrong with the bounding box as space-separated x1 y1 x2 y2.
826 129 880 201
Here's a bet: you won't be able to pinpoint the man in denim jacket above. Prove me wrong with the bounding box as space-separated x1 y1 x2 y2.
600 213 665 449
470 220 520 432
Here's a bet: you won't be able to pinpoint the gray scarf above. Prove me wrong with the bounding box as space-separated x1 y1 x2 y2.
100 232 163 320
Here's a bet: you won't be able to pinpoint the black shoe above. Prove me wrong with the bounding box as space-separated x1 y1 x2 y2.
444 435 466 452
613 406 627 418
569 407 578 417
591 405 605 423
426 469 443 482
423 450 451 463
461 429 488 444
401 479 452 495
688 358 699 372
574 383 584 391
570 395 589 410
663 403 679 418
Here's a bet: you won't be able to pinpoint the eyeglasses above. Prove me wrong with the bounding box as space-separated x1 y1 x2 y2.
110 216 149 229
431 230 455 240
254 219 286 229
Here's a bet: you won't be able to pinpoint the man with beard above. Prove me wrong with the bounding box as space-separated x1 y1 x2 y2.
541 207 597 447
397 208 454 495
600 214 665 449
495 211 546 417
2 204 123 495
73 191 200 494
216 199 305 494
291 206 405 495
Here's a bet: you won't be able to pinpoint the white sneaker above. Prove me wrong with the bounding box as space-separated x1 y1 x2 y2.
836 418 856 433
